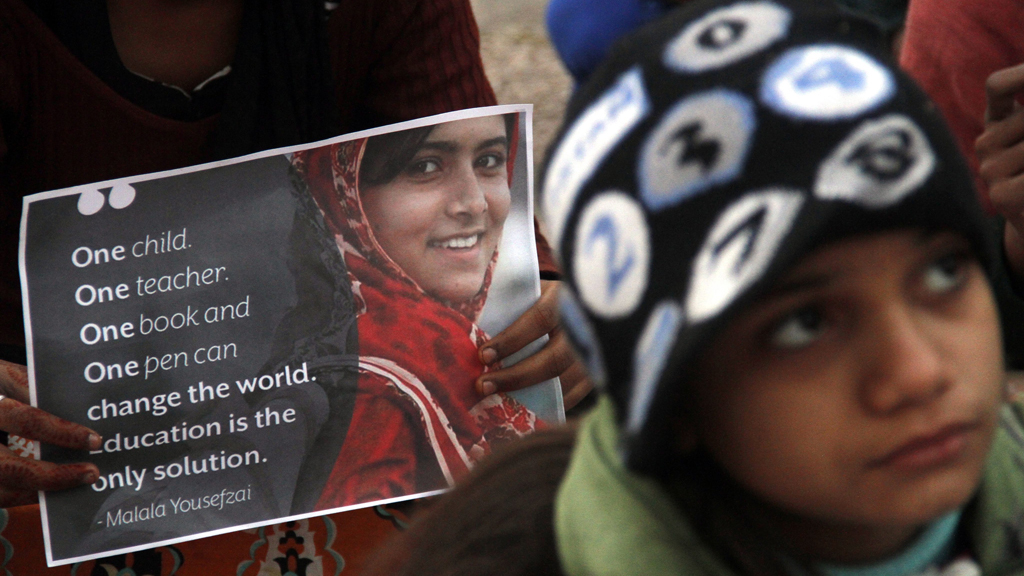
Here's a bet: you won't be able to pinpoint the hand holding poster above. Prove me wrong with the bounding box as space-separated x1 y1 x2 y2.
19 105 562 566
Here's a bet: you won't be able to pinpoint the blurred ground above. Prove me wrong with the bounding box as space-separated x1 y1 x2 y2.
470 0 573 164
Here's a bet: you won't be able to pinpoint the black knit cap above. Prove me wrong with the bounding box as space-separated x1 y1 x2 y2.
541 0 995 475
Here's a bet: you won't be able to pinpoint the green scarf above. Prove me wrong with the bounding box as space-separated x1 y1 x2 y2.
555 398 1024 576
555 397 734 576
968 401 1024 575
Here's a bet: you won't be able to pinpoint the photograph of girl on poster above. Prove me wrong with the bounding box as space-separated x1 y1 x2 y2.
290 112 542 509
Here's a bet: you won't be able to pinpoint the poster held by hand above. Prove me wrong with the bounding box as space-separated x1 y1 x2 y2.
19 105 562 566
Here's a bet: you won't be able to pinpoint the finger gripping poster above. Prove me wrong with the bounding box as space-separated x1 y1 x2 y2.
19 105 562 566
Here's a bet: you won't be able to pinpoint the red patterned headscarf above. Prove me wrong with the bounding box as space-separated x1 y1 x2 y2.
292 117 540 508
294 135 500 320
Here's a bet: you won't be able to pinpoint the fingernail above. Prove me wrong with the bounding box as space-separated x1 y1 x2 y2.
88 434 101 450
480 381 496 396
481 348 497 364
82 470 98 484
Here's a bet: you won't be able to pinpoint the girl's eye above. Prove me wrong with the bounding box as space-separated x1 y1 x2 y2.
475 153 505 170
408 159 441 175
921 253 966 294
769 307 825 349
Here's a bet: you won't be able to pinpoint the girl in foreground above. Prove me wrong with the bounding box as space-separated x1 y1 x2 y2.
366 0 1024 574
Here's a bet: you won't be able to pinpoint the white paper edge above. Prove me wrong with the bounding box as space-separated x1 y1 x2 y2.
45 489 449 566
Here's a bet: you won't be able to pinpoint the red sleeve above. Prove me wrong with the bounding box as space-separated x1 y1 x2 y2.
535 220 560 279
899 0 1024 211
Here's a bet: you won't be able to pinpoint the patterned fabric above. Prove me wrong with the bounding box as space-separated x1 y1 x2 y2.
7 434 37 459
291 135 540 509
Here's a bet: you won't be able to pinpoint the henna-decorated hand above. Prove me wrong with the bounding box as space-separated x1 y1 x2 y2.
0 360 101 507
476 280 593 410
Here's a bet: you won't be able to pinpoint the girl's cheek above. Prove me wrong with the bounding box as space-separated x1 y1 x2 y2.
487 186 512 221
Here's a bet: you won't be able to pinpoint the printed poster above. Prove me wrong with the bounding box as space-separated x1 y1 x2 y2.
19 105 562 566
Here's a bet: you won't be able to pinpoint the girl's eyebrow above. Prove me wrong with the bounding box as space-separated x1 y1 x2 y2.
475 136 509 151
418 141 459 153
418 136 509 154
762 272 836 301
762 230 953 301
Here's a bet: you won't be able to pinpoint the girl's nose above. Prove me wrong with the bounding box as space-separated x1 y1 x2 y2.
445 164 488 218
859 304 950 415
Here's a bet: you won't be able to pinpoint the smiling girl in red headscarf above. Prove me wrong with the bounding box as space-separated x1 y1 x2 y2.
292 114 541 509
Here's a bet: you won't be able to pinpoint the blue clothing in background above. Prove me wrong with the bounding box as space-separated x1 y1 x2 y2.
546 0 668 83
544 0 907 86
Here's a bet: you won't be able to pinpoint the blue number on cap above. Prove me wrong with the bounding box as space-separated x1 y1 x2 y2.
587 215 635 299
760 45 894 120
793 58 866 92
639 90 755 212
574 191 650 319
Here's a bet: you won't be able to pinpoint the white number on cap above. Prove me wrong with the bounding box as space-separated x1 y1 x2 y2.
574 192 651 319
640 90 755 211
544 67 650 250
760 45 894 120
815 114 935 208
664 1 791 73
686 189 803 322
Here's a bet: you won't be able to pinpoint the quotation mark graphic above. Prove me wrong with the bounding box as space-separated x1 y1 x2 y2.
77 182 137 215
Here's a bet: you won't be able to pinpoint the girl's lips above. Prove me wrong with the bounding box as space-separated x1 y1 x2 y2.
870 422 976 471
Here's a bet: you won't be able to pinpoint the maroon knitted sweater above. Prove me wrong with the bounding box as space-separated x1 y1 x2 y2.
0 0 558 348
